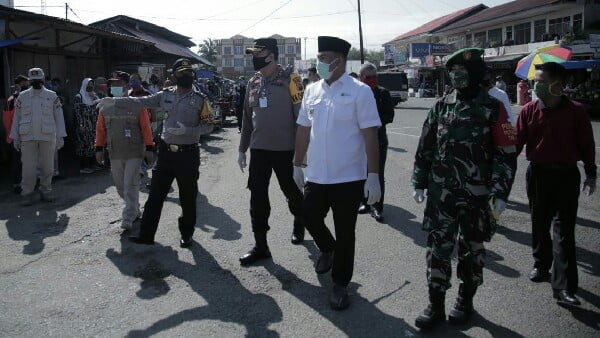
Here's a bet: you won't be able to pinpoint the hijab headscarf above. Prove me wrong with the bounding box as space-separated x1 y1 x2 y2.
78 78 97 105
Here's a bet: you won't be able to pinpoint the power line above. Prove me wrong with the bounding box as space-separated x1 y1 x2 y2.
236 0 292 35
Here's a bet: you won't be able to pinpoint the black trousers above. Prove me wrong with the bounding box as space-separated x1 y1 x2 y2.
303 180 364 287
526 163 580 292
248 149 303 233
361 140 387 211
139 141 200 241
10 146 22 186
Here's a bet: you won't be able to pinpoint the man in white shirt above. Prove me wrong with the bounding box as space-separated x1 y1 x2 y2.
294 36 382 311
484 68 515 125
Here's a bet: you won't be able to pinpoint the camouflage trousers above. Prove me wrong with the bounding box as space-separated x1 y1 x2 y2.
426 206 487 293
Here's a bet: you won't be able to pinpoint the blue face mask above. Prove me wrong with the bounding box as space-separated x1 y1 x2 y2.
130 80 140 88
110 86 124 97
316 61 333 81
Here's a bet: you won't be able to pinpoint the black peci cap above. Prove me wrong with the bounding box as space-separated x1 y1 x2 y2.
317 36 351 56
245 38 278 54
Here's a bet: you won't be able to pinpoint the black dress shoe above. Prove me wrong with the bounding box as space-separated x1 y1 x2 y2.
315 252 334 274
554 290 581 305
239 247 272 266
330 284 350 310
370 208 384 222
180 237 193 248
128 236 155 245
358 204 371 214
291 227 305 245
529 268 550 282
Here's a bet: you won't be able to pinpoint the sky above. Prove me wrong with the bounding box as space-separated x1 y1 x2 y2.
13 0 514 59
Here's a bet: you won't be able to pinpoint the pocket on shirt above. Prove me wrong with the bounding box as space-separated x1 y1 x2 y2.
41 111 56 134
332 97 354 121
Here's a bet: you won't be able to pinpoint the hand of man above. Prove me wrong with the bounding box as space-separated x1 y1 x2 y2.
167 121 187 136
413 189 425 203
494 198 507 216
293 166 305 190
144 151 154 165
56 137 64 150
13 139 20 152
238 152 246 172
95 151 104 166
583 176 597 196
95 97 115 111
364 173 381 205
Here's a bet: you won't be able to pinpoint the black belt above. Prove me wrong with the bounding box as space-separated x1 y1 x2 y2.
160 140 198 152
531 162 577 170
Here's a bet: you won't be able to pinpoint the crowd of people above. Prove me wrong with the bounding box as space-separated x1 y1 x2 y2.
2 34 596 330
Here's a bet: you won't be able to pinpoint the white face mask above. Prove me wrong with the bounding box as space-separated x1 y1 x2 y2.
110 87 124 97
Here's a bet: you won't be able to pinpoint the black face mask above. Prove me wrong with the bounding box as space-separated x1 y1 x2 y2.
481 79 491 87
176 75 194 88
252 55 272 71
31 80 43 89
86 86 94 92
20 85 29 91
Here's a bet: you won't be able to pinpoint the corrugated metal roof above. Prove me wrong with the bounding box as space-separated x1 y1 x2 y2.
121 27 213 67
386 4 487 43
0 5 152 45
437 0 562 33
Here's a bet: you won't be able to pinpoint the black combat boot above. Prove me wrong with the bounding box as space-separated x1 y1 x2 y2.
239 232 272 266
448 284 477 325
291 218 305 245
415 289 446 330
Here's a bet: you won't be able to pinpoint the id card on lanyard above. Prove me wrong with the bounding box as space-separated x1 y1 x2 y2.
259 77 268 108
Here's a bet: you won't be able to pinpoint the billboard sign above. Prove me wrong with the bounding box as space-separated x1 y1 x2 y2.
410 43 431 58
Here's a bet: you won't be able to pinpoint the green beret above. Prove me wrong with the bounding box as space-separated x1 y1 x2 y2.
445 48 484 68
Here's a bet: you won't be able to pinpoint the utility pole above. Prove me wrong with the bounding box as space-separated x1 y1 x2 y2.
357 0 365 64
303 37 307 60
65 3 68 20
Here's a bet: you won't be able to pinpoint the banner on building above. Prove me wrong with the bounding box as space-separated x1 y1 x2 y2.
384 44 395 65
430 43 451 55
410 43 430 58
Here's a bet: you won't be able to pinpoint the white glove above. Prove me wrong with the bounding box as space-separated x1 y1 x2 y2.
13 139 20 152
95 97 115 111
494 199 506 216
238 152 247 172
582 176 596 196
413 189 425 203
56 137 64 150
167 121 187 136
364 173 381 205
293 166 305 190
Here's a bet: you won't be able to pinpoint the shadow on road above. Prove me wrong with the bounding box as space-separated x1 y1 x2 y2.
1 173 111 255
106 236 283 337
387 146 407 153
196 193 242 241
378 204 426 247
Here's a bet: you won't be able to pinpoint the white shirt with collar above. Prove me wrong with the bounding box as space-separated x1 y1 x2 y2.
297 74 381 184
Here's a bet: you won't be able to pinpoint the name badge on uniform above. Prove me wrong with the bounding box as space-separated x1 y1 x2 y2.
124 128 131 138
259 97 268 108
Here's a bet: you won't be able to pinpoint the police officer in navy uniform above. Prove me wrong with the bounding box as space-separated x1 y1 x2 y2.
97 58 210 248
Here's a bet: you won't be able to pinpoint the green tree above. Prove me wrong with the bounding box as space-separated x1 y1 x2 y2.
198 38 217 64
347 47 384 66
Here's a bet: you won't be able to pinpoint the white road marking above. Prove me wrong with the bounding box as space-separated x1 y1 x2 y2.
388 131 420 138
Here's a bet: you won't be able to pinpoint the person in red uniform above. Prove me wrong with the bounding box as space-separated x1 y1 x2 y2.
3 75 29 194
516 62 596 306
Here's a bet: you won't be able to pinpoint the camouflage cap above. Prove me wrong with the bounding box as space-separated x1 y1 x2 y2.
445 48 484 69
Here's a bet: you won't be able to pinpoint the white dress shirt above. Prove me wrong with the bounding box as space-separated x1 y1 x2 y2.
297 74 381 184
488 86 515 126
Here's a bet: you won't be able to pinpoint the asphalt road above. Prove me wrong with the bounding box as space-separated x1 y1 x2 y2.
0 98 598 337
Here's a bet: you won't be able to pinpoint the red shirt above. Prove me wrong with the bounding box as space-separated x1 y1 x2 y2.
516 98 597 177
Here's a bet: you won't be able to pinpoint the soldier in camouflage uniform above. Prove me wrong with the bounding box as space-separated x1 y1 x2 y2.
411 48 517 329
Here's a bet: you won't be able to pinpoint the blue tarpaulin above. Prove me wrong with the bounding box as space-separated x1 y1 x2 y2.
0 37 36 48
562 60 600 69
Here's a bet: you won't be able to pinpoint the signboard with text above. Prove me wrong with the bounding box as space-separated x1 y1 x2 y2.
410 43 430 58
431 43 451 55
590 34 600 48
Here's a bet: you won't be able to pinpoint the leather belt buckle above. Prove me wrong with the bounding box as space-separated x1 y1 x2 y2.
169 144 179 152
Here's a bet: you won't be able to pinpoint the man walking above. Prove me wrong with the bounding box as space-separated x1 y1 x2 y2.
237 38 305 266
97 58 211 248
294 36 381 310
357 62 395 222
411 48 517 329
516 62 596 306
95 71 155 230
11 68 66 205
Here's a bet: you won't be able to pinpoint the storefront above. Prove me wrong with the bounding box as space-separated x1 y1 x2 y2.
563 59 600 117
